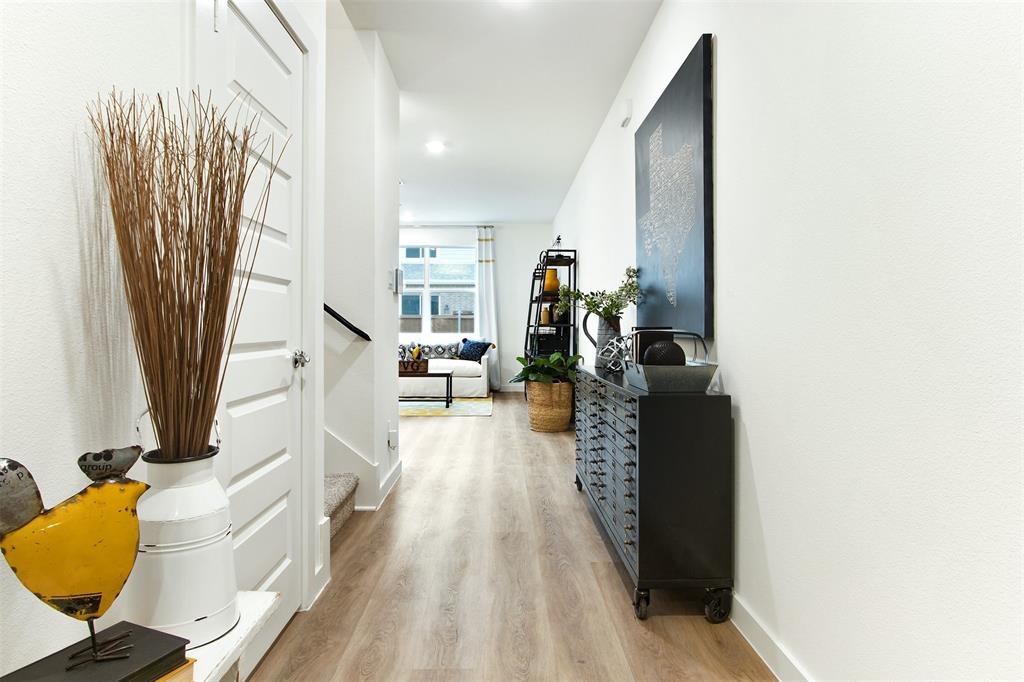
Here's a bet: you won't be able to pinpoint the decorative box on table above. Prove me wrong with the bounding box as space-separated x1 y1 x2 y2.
399 359 428 374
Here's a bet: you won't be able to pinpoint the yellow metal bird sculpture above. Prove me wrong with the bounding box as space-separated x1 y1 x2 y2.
0 446 149 668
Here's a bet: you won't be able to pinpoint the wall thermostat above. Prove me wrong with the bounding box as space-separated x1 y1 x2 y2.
388 267 404 293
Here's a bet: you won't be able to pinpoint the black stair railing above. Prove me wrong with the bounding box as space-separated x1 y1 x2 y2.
324 303 371 341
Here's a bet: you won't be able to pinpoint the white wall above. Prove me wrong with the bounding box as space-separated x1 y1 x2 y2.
0 1 187 673
554 3 1023 679
493 223 552 388
400 226 475 248
325 5 375 489
370 34 402 499
398 224 552 389
323 10 401 510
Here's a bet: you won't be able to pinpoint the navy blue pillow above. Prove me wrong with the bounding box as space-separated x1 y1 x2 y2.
459 339 492 362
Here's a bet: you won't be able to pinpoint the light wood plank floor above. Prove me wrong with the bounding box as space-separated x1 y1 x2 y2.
252 393 773 681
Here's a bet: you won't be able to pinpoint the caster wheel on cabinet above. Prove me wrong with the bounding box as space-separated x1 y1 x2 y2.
632 588 650 620
703 588 732 624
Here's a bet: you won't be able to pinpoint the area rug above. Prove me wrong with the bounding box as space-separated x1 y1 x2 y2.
399 396 493 417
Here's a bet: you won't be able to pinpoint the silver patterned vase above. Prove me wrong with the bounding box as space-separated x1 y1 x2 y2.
582 313 622 371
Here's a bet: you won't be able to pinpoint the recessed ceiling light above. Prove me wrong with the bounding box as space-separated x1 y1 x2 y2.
425 140 447 155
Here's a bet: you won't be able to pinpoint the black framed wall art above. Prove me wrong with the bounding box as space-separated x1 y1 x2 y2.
634 33 714 338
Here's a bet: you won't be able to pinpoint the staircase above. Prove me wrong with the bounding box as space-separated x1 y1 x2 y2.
325 473 359 538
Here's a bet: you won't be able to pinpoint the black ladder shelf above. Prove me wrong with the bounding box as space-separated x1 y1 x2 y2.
523 248 578 360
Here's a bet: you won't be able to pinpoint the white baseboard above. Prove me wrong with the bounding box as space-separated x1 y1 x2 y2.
301 516 331 611
302 574 329 612
316 515 330 570
354 460 402 512
303 580 328 612
378 459 401 503
731 594 810 681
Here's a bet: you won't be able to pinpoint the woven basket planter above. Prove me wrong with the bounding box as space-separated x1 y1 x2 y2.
526 380 574 432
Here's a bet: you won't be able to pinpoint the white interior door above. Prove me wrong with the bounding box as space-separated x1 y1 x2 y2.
199 0 306 675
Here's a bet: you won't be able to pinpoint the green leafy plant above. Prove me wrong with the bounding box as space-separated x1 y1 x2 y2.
509 352 583 384
557 266 640 321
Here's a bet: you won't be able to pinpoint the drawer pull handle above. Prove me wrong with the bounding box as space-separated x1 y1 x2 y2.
623 492 634 499
624 476 634 483
575 457 582 462
594 459 605 464
598 495 606 501
624 444 635 450
624 461 636 468
624 524 635 531
626 413 636 419
625 428 636 435
624 539 635 546
624 509 636 516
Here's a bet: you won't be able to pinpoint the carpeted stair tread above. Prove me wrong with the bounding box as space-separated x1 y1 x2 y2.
325 473 358 538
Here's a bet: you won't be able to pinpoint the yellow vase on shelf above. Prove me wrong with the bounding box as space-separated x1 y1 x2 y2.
543 268 560 293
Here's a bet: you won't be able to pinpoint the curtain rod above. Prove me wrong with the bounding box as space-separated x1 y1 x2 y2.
399 224 493 229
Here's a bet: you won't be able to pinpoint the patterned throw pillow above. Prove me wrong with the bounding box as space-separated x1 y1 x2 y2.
458 339 492 363
399 343 424 360
422 343 459 360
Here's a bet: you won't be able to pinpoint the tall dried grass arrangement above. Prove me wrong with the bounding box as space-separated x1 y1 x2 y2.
90 90 279 460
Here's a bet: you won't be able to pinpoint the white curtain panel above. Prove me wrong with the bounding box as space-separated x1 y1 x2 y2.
477 225 500 389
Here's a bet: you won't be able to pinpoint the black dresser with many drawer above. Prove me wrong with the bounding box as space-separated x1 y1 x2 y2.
575 367 734 622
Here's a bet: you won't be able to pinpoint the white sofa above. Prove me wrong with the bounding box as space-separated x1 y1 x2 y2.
399 354 492 399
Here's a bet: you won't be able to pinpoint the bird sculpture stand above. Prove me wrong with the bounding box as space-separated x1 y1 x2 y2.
66 621 134 669
0 446 149 670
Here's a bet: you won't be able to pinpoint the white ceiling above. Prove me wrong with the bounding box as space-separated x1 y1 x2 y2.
341 0 661 225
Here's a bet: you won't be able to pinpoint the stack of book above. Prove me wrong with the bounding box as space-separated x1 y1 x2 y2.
2 622 191 682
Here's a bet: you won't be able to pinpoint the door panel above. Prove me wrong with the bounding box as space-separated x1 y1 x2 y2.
233 283 291 344
244 162 294 238
233 497 290 590
201 0 306 674
227 451 291 532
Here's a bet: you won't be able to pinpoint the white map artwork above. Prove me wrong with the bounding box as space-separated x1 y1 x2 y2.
637 123 696 307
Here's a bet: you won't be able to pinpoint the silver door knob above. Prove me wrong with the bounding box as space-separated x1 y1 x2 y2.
292 349 311 368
